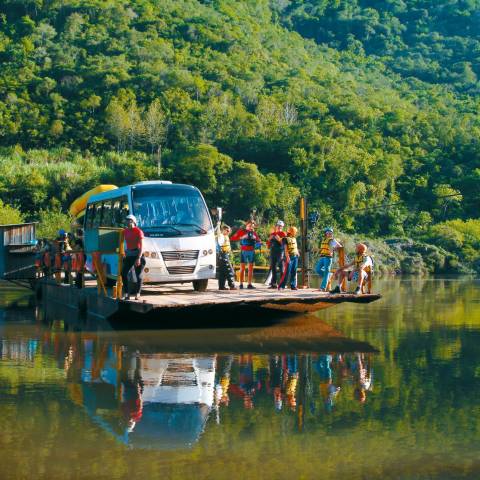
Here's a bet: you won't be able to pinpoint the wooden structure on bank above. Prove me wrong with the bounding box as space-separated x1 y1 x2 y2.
0 223 37 281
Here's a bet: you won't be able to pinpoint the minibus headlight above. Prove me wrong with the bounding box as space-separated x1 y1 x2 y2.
144 252 150 257
208 249 213 255
202 249 208 256
151 252 157 259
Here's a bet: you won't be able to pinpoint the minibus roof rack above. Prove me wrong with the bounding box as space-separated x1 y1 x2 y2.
134 180 173 185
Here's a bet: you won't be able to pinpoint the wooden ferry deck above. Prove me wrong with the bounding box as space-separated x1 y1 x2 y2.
40 278 381 323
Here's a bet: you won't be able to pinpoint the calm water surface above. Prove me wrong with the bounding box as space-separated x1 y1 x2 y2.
0 278 479 480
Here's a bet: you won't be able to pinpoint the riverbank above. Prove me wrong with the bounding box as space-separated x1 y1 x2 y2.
336 234 475 275
247 231 477 276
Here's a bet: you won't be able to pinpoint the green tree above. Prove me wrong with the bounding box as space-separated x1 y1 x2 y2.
0 199 24 224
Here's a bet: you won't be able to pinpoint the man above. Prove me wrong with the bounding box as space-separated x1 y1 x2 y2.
230 220 261 289
267 220 286 288
330 243 372 295
121 214 146 300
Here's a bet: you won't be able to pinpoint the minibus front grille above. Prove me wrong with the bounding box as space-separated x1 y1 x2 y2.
166 265 196 275
161 250 199 261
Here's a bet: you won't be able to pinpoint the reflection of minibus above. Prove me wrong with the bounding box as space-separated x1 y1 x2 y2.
84 181 216 291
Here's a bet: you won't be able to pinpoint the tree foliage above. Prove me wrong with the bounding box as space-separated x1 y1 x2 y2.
0 0 478 268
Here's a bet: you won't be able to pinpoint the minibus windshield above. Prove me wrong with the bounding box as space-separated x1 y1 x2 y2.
132 186 212 235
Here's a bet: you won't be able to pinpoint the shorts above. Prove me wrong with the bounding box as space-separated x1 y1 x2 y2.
349 270 367 282
240 250 255 264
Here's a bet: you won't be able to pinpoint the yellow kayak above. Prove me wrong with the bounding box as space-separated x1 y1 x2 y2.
69 185 118 217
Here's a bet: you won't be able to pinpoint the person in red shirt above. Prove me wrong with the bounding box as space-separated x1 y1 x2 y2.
121 214 145 300
230 220 261 289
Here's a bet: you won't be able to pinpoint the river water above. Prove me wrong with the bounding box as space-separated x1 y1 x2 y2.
0 278 479 479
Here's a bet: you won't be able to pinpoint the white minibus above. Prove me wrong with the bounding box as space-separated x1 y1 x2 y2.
84 181 216 291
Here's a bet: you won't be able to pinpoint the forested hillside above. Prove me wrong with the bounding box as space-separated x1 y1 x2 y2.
0 0 478 270
275 0 480 92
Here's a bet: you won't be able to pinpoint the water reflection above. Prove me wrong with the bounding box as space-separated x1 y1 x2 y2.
1 279 480 479
68 348 217 450
1 324 375 449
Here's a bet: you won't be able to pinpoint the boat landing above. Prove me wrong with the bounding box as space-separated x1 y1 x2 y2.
39 279 381 323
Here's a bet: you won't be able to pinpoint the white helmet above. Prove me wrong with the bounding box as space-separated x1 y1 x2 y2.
276 220 285 227
126 214 137 225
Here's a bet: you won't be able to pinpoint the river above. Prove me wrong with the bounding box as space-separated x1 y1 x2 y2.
0 277 479 479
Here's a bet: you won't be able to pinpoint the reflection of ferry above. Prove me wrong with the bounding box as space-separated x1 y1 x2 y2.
129 355 215 449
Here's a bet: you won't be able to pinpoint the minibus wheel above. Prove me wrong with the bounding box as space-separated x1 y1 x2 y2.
193 279 208 292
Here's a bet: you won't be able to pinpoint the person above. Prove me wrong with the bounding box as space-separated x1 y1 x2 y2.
315 227 342 292
330 243 372 294
34 239 44 278
55 229 72 283
230 220 261 289
121 214 146 300
216 224 236 290
72 228 85 289
266 220 286 288
278 226 299 290
42 239 53 277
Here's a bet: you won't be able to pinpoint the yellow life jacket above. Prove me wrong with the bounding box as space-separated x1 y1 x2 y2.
220 235 231 254
285 236 299 256
354 254 371 273
319 237 333 257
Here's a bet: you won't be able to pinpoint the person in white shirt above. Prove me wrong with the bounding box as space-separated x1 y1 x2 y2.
330 243 372 295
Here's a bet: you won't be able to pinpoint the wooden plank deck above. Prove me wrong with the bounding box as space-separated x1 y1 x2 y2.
135 281 380 309
39 278 381 322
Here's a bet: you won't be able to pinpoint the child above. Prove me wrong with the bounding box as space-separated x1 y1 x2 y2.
216 224 236 290
267 220 286 288
279 226 300 290
230 220 261 289
330 243 372 294
315 227 342 292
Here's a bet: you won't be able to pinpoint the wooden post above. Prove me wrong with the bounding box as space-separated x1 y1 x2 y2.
299 197 309 288
338 247 347 292
116 230 124 299
93 252 107 296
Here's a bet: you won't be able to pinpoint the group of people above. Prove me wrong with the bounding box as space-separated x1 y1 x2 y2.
34 228 85 288
315 227 373 294
36 213 373 299
216 219 373 294
125 214 373 296
215 219 300 291
34 215 145 300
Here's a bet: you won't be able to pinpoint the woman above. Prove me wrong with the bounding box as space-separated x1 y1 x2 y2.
121 214 146 300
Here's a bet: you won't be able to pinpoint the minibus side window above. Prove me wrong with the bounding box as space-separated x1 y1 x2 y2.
119 198 130 226
112 199 122 227
86 204 95 229
102 200 113 227
93 202 103 228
